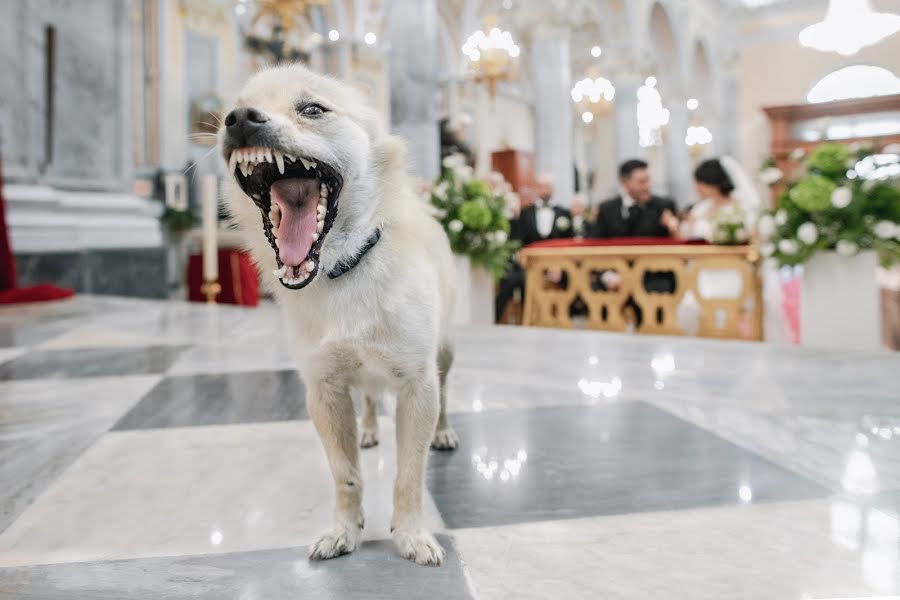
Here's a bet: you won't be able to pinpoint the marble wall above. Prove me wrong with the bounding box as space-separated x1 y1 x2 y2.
15 248 168 299
1 0 132 189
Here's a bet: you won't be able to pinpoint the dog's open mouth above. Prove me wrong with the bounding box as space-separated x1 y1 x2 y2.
229 147 343 290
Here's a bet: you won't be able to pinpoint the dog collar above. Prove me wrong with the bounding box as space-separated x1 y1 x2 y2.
327 228 382 279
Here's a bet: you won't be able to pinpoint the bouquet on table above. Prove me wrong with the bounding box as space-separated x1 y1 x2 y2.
758 142 900 267
711 205 751 245
428 154 521 279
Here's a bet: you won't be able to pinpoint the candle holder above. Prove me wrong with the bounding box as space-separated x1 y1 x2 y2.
200 279 222 304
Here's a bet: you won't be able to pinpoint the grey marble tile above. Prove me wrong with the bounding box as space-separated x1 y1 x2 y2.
0 375 161 534
0 346 186 381
0 535 474 600
113 370 308 430
427 402 828 529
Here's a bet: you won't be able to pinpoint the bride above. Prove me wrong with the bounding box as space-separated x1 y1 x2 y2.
676 157 789 341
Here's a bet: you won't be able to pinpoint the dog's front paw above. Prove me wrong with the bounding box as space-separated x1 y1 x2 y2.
309 523 362 561
393 528 444 566
360 428 379 448
431 427 459 450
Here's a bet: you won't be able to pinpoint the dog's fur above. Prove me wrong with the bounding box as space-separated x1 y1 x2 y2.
219 65 457 565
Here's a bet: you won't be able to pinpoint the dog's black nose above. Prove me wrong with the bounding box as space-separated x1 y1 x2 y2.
224 107 269 146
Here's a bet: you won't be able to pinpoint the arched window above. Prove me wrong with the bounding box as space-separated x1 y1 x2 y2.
807 65 900 103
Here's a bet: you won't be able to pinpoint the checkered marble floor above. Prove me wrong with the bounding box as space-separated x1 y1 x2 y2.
1 296 899 599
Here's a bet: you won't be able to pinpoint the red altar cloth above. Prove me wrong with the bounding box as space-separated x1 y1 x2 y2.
187 250 260 306
524 237 709 249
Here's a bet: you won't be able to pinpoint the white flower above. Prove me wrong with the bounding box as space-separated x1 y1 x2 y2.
778 239 799 255
494 230 508 244
442 154 465 169
735 227 749 243
760 167 784 185
874 220 897 239
758 214 776 239
789 148 806 161
775 210 788 226
448 219 463 233
836 239 858 257
797 222 818 245
433 181 448 200
831 186 852 208
760 242 775 257
556 215 571 231
454 165 473 183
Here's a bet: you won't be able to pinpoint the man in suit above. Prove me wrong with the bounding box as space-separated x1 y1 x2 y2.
591 159 679 239
496 175 574 321
590 159 680 324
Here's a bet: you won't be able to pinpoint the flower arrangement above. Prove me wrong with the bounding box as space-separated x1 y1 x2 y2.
711 205 750 245
759 143 900 267
429 154 521 278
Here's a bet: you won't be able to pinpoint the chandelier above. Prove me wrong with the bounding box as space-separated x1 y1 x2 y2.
637 77 669 148
799 0 900 56
462 15 520 97
571 68 615 124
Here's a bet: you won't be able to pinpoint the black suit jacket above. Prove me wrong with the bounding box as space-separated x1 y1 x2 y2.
591 195 676 238
512 204 574 247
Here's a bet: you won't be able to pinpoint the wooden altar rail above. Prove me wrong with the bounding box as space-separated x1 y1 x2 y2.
520 244 763 340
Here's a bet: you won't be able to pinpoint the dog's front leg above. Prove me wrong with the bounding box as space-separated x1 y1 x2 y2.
392 371 444 566
307 378 364 560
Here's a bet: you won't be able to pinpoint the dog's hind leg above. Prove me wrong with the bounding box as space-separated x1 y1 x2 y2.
431 344 459 450
307 377 365 561
392 370 444 566
360 393 379 448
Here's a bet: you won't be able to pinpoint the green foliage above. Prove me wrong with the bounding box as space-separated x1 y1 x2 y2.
806 143 851 180
429 155 520 279
788 175 836 212
761 143 900 268
160 207 199 233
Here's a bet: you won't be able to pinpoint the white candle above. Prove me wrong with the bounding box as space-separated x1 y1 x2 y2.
201 175 219 282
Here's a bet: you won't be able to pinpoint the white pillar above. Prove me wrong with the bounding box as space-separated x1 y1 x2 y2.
665 99 694 207
386 0 439 180
613 74 642 164
530 26 574 207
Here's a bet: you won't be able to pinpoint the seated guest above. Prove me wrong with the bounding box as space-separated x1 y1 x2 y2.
496 175 573 321
590 160 679 324
591 159 679 238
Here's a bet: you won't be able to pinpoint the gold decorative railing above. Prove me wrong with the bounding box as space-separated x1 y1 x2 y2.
519 244 763 340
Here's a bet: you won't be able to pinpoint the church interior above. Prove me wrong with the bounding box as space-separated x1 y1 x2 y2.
1 0 900 597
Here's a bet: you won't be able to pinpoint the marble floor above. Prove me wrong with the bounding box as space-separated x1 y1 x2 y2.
1 296 899 599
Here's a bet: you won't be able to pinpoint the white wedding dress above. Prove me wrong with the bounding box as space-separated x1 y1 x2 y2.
675 158 790 342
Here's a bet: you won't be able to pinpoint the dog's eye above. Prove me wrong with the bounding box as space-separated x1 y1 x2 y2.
299 103 328 117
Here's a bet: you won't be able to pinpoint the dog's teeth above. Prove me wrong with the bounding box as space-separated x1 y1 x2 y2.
320 183 329 198
274 150 285 174
273 265 287 277
299 157 311 170
317 205 326 217
285 153 295 162
304 259 315 272
256 148 265 163
264 148 272 162
309 160 317 169
312 232 319 242
316 220 324 233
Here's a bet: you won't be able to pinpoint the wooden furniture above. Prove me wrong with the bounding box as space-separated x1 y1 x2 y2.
520 243 763 340
491 149 534 193
763 94 900 197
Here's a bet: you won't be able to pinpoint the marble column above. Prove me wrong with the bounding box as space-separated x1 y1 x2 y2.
530 26 574 207
386 0 439 180
613 74 643 164
665 99 695 207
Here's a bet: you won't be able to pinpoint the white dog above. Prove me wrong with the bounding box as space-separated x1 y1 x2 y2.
219 64 458 566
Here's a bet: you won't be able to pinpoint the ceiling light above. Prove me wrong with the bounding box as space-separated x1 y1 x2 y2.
686 98 699 110
591 46 602 57
364 32 376 45
799 0 900 56
328 29 340 42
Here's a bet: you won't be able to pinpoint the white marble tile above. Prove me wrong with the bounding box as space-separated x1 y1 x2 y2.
0 418 444 567
454 499 900 600
0 375 162 533
38 326 181 350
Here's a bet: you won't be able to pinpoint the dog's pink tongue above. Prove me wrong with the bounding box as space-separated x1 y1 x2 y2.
271 178 320 266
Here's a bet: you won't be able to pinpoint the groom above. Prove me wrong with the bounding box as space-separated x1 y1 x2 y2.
590 159 679 238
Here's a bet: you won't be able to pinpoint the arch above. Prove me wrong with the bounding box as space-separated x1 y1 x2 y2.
649 2 677 70
807 64 900 103
691 38 713 101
